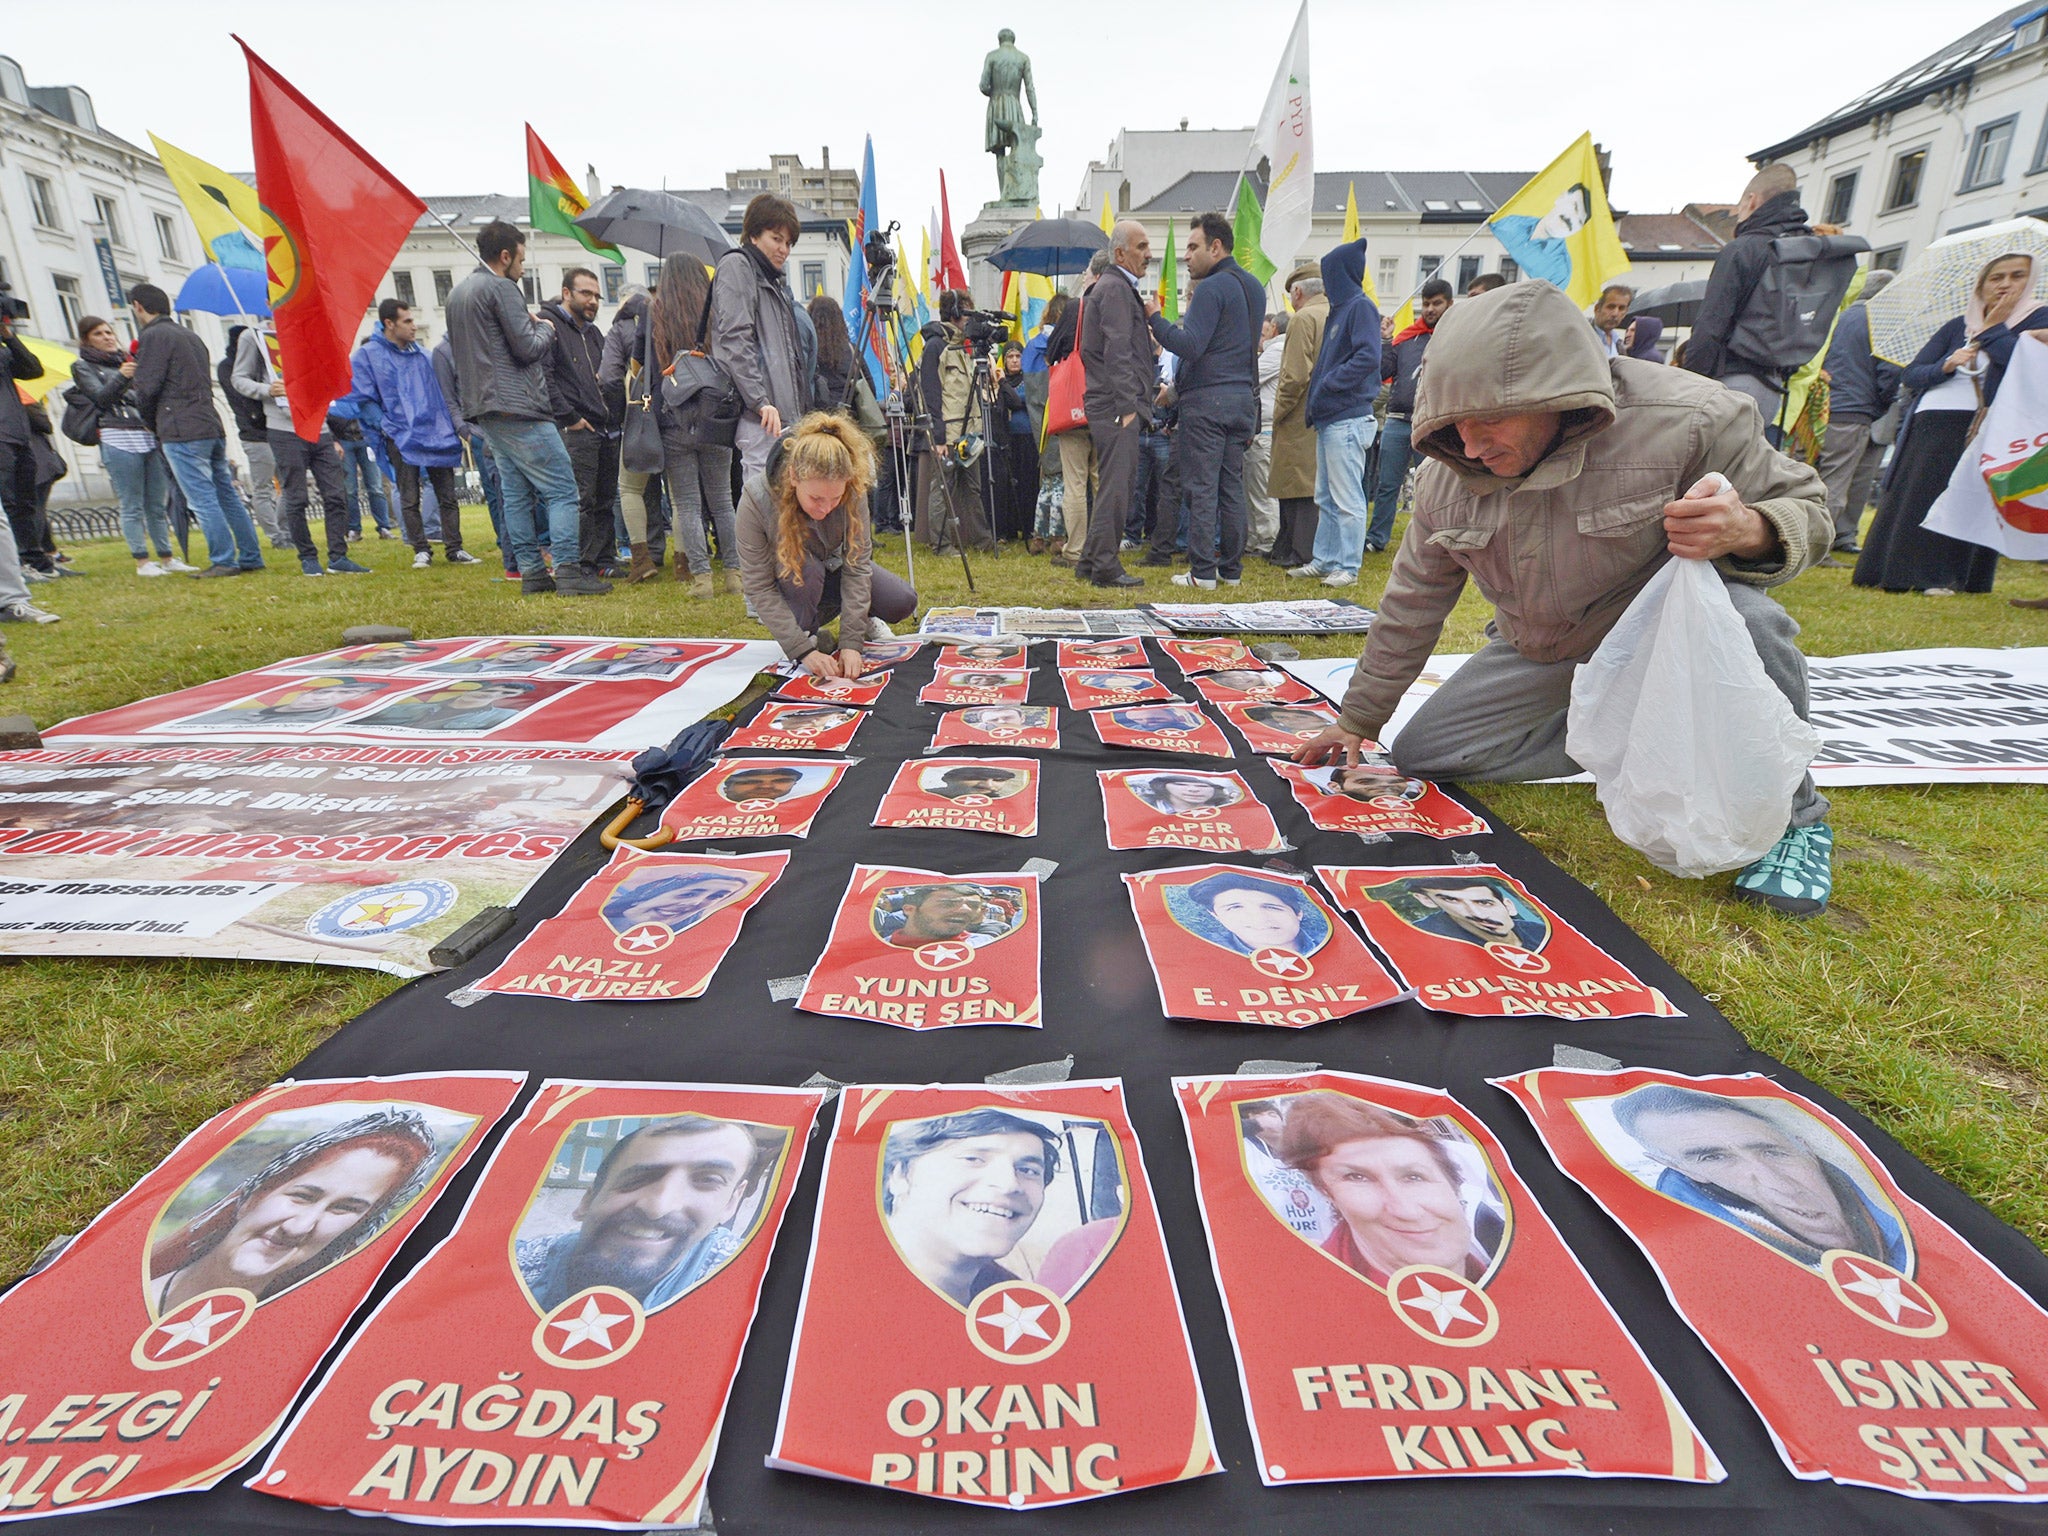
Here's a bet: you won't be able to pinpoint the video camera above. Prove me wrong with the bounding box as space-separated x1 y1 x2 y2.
0 280 27 323
958 309 1012 357
862 222 900 313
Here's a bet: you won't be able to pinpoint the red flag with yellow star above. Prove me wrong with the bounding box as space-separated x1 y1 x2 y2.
236 38 424 439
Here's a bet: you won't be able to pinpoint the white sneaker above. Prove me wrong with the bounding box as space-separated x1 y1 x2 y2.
0 601 59 624
1171 572 1217 590
1321 570 1358 587
162 557 198 572
867 617 894 641
412 551 432 569
1287 563 1326 579
1219 576 1242 586
447 550 481 565
135 561 167 578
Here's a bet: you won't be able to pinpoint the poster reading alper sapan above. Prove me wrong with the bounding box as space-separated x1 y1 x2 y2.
769 1080 1219 1509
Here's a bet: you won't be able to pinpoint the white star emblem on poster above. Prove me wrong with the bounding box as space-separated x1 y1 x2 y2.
1485 941 1549 972
551 1295 631 1352
1823 1252 1947 1338
1251 947 1314 980
614 923 674 955
964 1280 1071 1364
913 940 975 972
532 1285 647 1368
1384 1264 1499 1347
132 1288 255 1369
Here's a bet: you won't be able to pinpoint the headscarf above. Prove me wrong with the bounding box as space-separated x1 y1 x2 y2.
1967 252 2048 339
1624 315 1664 360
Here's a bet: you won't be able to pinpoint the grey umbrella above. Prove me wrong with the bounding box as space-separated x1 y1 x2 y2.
575 188 735 263
1629 279 1708 328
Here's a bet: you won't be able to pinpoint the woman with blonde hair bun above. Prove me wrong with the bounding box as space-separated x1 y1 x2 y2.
735 413 919 678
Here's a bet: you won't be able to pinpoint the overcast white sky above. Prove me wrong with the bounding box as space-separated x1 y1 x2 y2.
7 0 1984 236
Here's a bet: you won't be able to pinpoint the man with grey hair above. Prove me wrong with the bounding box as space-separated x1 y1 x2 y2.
1075 222 1152 587
1045 249 1115 569
1590 284 1633 358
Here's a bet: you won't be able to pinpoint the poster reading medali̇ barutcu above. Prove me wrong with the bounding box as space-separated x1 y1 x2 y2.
0 1072 521 1521
1097 768 1285 854
251 1081 823 1527
1174 1071 1723 1487
658 757 852 842
1268 756 1491 841
873 758 1041 838
1499 1066 2048 1501
769 1080 1219 1508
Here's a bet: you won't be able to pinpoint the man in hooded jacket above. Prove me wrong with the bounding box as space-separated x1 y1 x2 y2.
1294 282 1838 915
1298 237 1380 586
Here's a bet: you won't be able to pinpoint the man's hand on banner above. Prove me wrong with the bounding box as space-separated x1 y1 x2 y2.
1664 472 1776 562
1293 722 1365 767
802 649 844 680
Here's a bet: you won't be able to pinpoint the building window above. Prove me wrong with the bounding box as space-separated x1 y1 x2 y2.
602 265 623 303
52 274 84 338
1872 244 1906 273
801 261 825 298
392 270 416 307
26 174 61 229
1499 257 1520 283
1456 254 1482 291
1824 169 1859 225
1884 148 1927 212
1418 255 1444 285
1376 256 1399 294
1962 117 2018 192
645 263 662 288
431 268 452 306
153 212 181 262
92 194 125 247
520 273 539 305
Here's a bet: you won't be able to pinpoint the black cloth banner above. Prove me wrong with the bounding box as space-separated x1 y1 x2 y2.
40 640 2048 1536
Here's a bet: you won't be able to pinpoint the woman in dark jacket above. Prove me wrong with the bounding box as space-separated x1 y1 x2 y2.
1854 252 2048 595
72 316 180 575
598 288 667 582
808 295 854 414
650 256 740 598
709 194 817 483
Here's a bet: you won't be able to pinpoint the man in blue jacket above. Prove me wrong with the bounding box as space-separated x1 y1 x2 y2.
352 300 477 569
1814 270 1898 558
1293 238 1380 587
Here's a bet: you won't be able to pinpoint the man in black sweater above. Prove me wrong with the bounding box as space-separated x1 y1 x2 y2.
1075 222 1153 588
540 267 619 578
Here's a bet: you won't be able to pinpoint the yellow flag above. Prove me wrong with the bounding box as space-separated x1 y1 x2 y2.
148 132 268 269
1099 196 1115 238
1342 181 1379 306
1487 132 1629 312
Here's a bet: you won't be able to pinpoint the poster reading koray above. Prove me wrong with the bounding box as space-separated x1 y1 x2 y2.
473 848 787 1003
1098 769 1286 854
873 759 1040 838
1124 866 1404 1025
722 702 867 754
797 866 1043 1030
1499 1067 2048 1502
1318 863 1682 1021
1173 1072 1723 1487
252 1081 823 1528
1090 705 1234 760
658 758 851 842
0 1072 521 1522
769 1081 1220 1509
1269 757 1491 841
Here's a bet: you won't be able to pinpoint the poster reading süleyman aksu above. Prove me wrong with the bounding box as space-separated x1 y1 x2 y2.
1499 1067 2048 1502
0 1073 521 1522
770 1081 1219 1508
252 1081 824 1527
1173 1072 1723 1488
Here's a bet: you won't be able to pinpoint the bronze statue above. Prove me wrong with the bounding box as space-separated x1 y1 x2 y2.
980 28 1040 206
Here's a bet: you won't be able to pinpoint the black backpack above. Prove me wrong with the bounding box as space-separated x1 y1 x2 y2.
1727 233 1870 379
218 324 268 439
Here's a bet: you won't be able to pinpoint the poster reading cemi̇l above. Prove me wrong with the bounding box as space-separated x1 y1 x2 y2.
1123 865 1404 1026
1097 768 1285 855
769 1080 1219 1509
1500 1067 2048 1502
1317 863 1683 1021
929 706 1061 753
1173 1072 1723 1488
472 848 787 1003
0 1072 521 1522
796 865 1042 1030
1089 705 1234 760
1268 756 1491 841
722 702 868 753
1056 639 1149 670
250 1081 824 1528
873 758 1041 838
1059 670 1176 711
658 757 852 842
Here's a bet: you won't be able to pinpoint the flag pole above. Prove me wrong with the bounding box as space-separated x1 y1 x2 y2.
423 206 488 270
1388 222 1491 318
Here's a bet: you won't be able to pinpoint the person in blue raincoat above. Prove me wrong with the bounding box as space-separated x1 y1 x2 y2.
351 298 478 568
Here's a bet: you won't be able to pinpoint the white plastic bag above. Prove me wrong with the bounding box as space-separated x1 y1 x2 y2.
1565 556 1820 878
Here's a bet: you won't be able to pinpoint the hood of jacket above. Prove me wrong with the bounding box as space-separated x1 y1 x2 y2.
1410 280 1615 488
366 330 425 362
1320 239 1366 308
1737 189 1809 241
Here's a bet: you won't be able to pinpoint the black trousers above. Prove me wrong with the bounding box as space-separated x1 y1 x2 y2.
1176 387 1255 581
1078 415 1138 583
392 448 463 554
562 427 621 572
268 429 348 564
0 439 50 571
1273 496 1319 567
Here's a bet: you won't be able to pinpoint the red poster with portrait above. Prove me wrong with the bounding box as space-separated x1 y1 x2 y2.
1174 1071 1723 1488
1187 668 1321 706
1097 769 1286 855
796 865 1043 1030
1060 670 1176 711
1317 863 1683 1022
929 706 1061 753
1160 638 1259 675
659 757 852 842
472 848 787 1003
1089 704 1234 760
768 1080 1219 1509
873 759 1040 838
250 1081 823 1528
774 672 890 707
1269 757 1491 841
1123 865 1404 1026
1499 1067 2048 1502
1056 639 1150 670
918 668 1034 707
851 638 926 672
1216 698 1341 756
937 643 1030 669
0 1072 521 1522
722 701 867 753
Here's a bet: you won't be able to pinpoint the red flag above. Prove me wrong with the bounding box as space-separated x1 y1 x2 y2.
936 171 969 292
236 38 424 439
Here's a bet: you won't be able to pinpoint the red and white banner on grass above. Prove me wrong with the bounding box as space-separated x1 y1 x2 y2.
0 1072 520 1521
1498 1066 2048 1501
1097 768 1285 854
929 706 1060 753
1124 865 1403 1025
1268 757 1491 841
796 865 1042 1030
472 848 786 1003
873 759 1040 838
1160 638 1259 675
919 669 1034 707
768 1080 1219 1509
1317 862 1682 1021
1089 705 1234 760
722 702 867 754
1174 1071 1723 1487
1057 639 1149 670
252 1080 823 1527
658 758 851 842
1059 670 1176 711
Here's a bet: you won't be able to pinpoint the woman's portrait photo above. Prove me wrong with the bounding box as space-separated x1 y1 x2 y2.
1127 772 1247 816
1163 870 1330 959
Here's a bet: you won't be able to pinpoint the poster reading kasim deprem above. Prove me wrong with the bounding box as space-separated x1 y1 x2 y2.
658 757 852 842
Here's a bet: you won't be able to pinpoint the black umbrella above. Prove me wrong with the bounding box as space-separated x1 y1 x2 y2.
988 218 1110 279
1629 279 1708 329
575 188 734 263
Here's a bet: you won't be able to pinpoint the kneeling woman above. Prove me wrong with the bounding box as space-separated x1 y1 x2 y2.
737 413 918 678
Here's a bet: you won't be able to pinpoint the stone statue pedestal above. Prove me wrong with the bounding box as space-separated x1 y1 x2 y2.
962 203 1038 312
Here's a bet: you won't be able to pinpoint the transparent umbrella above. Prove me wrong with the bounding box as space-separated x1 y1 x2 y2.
1867 216 2048 364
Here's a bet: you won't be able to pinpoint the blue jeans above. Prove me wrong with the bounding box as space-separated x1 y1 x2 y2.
102 445 174 559
474 416 581 577
471 439 512 569
1311 413 1377 574
161 438 265 569
1369 416 1412 549
339 440 392 533
1131 430 1172 541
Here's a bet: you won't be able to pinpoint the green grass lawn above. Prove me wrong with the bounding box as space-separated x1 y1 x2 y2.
1 509 2046 1276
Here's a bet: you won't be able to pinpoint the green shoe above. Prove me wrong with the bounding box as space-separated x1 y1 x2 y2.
1733 822 1833 917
